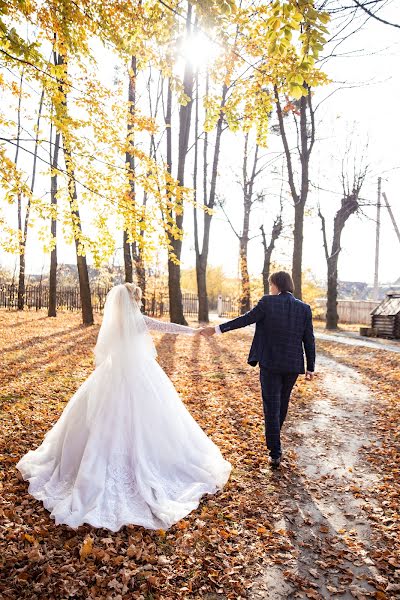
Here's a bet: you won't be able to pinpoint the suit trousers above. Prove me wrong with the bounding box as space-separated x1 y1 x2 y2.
259 368 298 459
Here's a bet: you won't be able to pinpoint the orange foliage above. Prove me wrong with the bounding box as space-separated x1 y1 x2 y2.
1 311 399 598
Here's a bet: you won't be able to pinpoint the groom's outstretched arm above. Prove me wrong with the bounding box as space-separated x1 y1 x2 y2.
218 298 266 334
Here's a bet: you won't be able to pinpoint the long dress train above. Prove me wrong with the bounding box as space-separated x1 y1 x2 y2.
17 287 231 531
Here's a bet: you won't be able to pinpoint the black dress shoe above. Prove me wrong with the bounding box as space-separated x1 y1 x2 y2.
269 457 281 469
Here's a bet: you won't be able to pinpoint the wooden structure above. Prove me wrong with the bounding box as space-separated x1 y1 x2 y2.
0 284 198 318
371 290 400 339
315 299 379 324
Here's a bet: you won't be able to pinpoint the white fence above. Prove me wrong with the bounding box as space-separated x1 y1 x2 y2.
316 299 379 324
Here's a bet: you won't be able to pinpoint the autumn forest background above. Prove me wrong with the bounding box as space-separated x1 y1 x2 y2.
1 0 398 328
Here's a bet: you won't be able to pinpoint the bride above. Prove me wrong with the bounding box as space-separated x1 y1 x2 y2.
17 283 231 532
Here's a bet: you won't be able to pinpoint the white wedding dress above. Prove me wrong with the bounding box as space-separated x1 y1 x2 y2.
17 285 231 532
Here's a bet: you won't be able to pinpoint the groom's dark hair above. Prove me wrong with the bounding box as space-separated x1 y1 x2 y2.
269 271 294 293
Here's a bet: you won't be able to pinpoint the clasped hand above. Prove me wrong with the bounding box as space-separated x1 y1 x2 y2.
194 326 215 337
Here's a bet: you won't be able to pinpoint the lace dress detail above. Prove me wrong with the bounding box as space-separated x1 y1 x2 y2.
143 315 197 335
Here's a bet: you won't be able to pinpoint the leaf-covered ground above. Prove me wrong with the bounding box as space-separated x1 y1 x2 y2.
0 311 399 599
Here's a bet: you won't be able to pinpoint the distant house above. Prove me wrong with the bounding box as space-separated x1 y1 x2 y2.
338 280 400 301
371 290 400 339
338 281 369 300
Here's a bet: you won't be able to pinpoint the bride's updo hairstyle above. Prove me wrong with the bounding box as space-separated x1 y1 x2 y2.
124 282 142 305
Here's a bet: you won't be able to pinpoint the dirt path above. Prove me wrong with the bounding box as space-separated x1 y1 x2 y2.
315 331 400 354
251 355 394 599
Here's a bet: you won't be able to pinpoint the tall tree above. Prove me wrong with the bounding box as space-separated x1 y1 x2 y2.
48 106 61 318
48 45 63 318
124 54 137 285
56 53 94 325
48 129 61 318
14 69 24 310
193 75 228 322
239 134 258 313
131 69 164 307
18 86 45 311
166 3 194 325
275 87 316 300
318 160 367 329
220 133 264 314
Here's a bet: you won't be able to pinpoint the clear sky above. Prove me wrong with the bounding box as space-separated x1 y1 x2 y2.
1 2 400 286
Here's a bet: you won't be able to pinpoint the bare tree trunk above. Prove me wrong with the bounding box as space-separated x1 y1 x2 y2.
57 53 93 325
134 250 146 300
239 193 251 314
17 197 24 310
239 134 257 314
166 3 193 325
63 144 94 325
292 94 310 298
134 70 163 311
319 192 360 330
165 77 185 324
326 254 339 329
124 54 137 284
239 238 251 313
48 49 63 318
133 230 146 302
239 170 251 312
197 74 210 324
132 213 146 304
194 77 227 323
196 258 208 321
292 200 305 298
123 230 133 283
260 215 283 295
219 132 262 314
48 127 61 318
275 87 315 300
193 70 206 322
17 87 45 311
14 70 24 310
192 71 207 322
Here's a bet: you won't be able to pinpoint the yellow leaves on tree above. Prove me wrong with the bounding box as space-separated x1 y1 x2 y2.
0 0 331 267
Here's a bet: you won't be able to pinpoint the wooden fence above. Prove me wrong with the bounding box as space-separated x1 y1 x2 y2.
0 285 197 318
315 299 379 324
1 285 379 324
217 295 240 318
0 284 112 313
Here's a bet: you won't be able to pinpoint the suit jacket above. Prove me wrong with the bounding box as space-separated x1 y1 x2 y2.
219 292 315 374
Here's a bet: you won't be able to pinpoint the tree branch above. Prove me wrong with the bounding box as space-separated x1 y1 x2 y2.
217 198 240 239
274 86 299 204
318 206 330 262
353 0 400 28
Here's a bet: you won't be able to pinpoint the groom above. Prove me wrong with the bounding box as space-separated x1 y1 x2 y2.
200 271 315 468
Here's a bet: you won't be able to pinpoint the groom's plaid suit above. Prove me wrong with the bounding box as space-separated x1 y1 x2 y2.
219 292 315 459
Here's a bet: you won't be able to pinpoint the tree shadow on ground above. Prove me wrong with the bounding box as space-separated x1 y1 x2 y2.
189 335 379 598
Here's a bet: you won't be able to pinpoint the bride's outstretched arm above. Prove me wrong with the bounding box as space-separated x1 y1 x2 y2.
143 315 198 335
